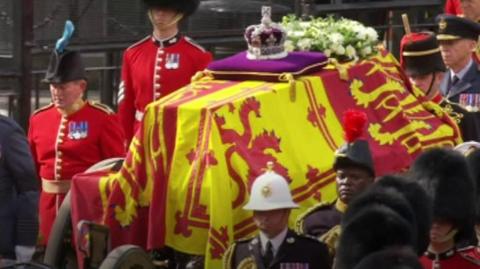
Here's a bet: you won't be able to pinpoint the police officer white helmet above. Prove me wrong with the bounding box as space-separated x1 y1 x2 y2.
243 165 298 211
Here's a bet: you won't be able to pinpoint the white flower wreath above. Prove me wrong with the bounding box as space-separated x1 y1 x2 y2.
282 15 379 61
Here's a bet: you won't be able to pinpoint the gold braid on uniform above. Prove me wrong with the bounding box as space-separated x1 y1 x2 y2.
334 199 347 213
294 200 333 234
442 103 464 124
237 257 257 269
222 243 236 269
319 224 342 258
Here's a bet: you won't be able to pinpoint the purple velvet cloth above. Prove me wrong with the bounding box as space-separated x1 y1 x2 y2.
207 51 328 74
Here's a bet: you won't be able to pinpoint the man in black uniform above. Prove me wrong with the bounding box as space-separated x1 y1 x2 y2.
295 110 374 255
0 115 39 265
437 14 480 141
223 165 331 269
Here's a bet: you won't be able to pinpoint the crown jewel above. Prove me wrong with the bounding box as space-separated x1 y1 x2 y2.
244 6 288 60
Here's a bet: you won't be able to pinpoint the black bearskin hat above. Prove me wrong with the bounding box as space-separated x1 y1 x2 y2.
373 175 433 255
142 0 200 17
334 110 375 176
354 248 423 269
409 148 475 243
336 187 417 269
466 149 480 223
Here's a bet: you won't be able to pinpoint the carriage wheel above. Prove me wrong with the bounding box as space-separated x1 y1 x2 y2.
43 191 77 269
99 245 154 269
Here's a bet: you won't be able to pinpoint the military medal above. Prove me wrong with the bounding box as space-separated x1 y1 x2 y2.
165 53 180 69
68 121 88 140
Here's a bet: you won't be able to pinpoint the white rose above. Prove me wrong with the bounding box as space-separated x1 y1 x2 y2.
284 40 295 52
299 21 310 29
335 45 346 55
365 28 378 42
355 27 367 40
345 45 356 58
329 32 344 45
297 38 313 51
361 46 372 56
292 30 306 38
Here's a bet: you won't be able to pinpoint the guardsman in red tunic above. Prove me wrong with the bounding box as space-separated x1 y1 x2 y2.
409 148 480 269
400 31 446 104
456 144 480 263
28 22 125 245
117 0 212 144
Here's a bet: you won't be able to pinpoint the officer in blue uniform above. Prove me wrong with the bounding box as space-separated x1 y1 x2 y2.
437 14 480 141
0 115 40 264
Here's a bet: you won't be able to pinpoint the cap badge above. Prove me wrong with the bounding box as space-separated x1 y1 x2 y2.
439 17 447 31
261 185 272 198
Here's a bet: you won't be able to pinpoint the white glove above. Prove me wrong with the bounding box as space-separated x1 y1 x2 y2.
15 245 36 263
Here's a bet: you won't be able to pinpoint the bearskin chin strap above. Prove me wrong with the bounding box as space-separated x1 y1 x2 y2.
424 72 436 99
431 228 458 244
475 225 480 244
148 11 184 31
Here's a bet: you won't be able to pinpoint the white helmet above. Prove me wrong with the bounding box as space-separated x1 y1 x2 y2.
454 141 480 156
243 168 299 211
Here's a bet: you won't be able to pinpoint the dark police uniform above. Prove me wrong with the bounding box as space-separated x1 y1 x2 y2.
223 230 330 269
0 115 39 260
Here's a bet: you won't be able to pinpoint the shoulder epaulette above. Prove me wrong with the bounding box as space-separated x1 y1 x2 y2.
295 200 334 234
184 36 207 53
296 232 322 243
126 36 150 50
88 101 114 114
32 103 54 115
235 235 256 244
459 251 480 265
458 246 475 253
222 242 236 269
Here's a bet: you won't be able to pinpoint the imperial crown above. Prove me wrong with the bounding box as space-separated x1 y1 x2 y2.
244 6 288 60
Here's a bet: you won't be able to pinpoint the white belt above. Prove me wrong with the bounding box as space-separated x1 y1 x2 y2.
42 178 71 194
135 110 144 122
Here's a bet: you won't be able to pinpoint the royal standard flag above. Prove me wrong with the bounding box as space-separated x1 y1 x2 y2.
70 50 461 268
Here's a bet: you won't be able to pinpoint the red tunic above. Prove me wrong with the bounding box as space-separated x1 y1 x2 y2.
459 246 480 263
28 101 126 244
445 0 463 16
420 249 480 269
117 34 212 143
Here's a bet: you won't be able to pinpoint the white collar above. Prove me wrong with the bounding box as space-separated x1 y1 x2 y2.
259 228 288 256
451 58 473 81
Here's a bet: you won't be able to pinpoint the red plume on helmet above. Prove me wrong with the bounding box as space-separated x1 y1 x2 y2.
334 109 375 176
343 109 367 143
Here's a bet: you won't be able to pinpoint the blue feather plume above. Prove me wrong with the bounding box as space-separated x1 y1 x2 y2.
55 20 75 54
